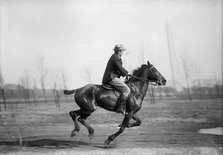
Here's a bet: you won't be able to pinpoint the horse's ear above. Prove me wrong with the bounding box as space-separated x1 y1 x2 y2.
147 61 151 66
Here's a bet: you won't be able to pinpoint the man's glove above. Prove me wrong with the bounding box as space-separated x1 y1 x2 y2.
126 74 132 80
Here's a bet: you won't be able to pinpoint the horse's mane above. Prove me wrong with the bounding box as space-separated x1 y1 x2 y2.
132 64 148 77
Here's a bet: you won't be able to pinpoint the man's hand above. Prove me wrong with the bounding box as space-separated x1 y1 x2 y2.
126 74 132 80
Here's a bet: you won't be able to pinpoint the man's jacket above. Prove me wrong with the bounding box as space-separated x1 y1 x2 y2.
102 54 128 84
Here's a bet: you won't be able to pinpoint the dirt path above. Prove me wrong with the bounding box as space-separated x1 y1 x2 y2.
0 99 222 154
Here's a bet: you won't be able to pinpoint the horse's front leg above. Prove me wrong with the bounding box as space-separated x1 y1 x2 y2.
118 113 141 128
105 112 133 147
126 113 141 128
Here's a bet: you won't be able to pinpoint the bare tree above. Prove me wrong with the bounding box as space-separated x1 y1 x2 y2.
51 67 67 107
193 63 203 99
192 79 202 99
206 79 215 98
24 71 31 102
51 69 60 107
0 83 6 110
31 79 37 105
158 86 163 100
85 66 93 83
36 56 47 103
0 51 6 110
60 67 68 103
20 71 31 104
147 85 156 104
19 77 27 103
61 67 67 89
214 78 222 97
180 53 194 101
53 82 60 108
0 71 6 110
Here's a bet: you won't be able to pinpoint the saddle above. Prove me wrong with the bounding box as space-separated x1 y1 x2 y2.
101 83 120 97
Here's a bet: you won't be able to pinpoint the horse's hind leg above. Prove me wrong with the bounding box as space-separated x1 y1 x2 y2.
78 111 94 140
69 110 81 137
73 84 96 140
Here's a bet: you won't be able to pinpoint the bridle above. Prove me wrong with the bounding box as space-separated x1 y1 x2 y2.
127 65 162 86
149 66 163 85
125 64 165 99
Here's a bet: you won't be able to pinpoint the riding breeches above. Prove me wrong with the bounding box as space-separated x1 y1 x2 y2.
108 77 130 98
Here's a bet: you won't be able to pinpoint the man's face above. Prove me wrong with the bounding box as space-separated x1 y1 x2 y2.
118 50 124 57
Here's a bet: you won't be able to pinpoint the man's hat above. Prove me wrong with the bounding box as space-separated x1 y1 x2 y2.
113 44 126 51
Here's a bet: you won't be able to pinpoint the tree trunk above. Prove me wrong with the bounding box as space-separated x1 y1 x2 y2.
1 88 6 110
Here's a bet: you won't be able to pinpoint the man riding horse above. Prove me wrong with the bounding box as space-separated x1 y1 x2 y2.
102 44 130 114
64 44 167 146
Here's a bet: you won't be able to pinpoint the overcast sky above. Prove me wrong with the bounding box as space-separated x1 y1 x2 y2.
0 0 222 89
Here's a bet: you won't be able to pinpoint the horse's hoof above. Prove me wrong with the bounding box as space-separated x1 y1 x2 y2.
88 129 94 141
70 130 78 137
104 139 110 148
88 134 94 141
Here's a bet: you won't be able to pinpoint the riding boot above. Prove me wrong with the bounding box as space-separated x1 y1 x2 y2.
116 94 127 115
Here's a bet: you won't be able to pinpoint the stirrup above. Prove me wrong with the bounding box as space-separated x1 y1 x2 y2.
117 108 125 115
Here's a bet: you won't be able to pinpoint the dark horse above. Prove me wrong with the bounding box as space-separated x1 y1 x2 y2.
64 61 166 146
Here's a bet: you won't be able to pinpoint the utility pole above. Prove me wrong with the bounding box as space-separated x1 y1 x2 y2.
0 2 2 84
0 3 6 110
166 22 176 88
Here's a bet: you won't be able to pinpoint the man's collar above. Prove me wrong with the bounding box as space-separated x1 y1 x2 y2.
114 53 121 59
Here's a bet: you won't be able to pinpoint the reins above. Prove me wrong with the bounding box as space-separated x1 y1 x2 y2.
127 65 159 86
128 75 158 86
128 75 149 83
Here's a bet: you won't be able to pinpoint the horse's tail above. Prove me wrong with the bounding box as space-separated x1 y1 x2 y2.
64 89 77 95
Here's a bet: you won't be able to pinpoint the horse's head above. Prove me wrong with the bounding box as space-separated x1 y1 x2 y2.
146 61 167 86
131 61 167 86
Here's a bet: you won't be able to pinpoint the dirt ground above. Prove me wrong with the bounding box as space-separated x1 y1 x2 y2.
0 98 222 155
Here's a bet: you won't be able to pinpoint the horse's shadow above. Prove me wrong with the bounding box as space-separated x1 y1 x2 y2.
0 138 116 149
